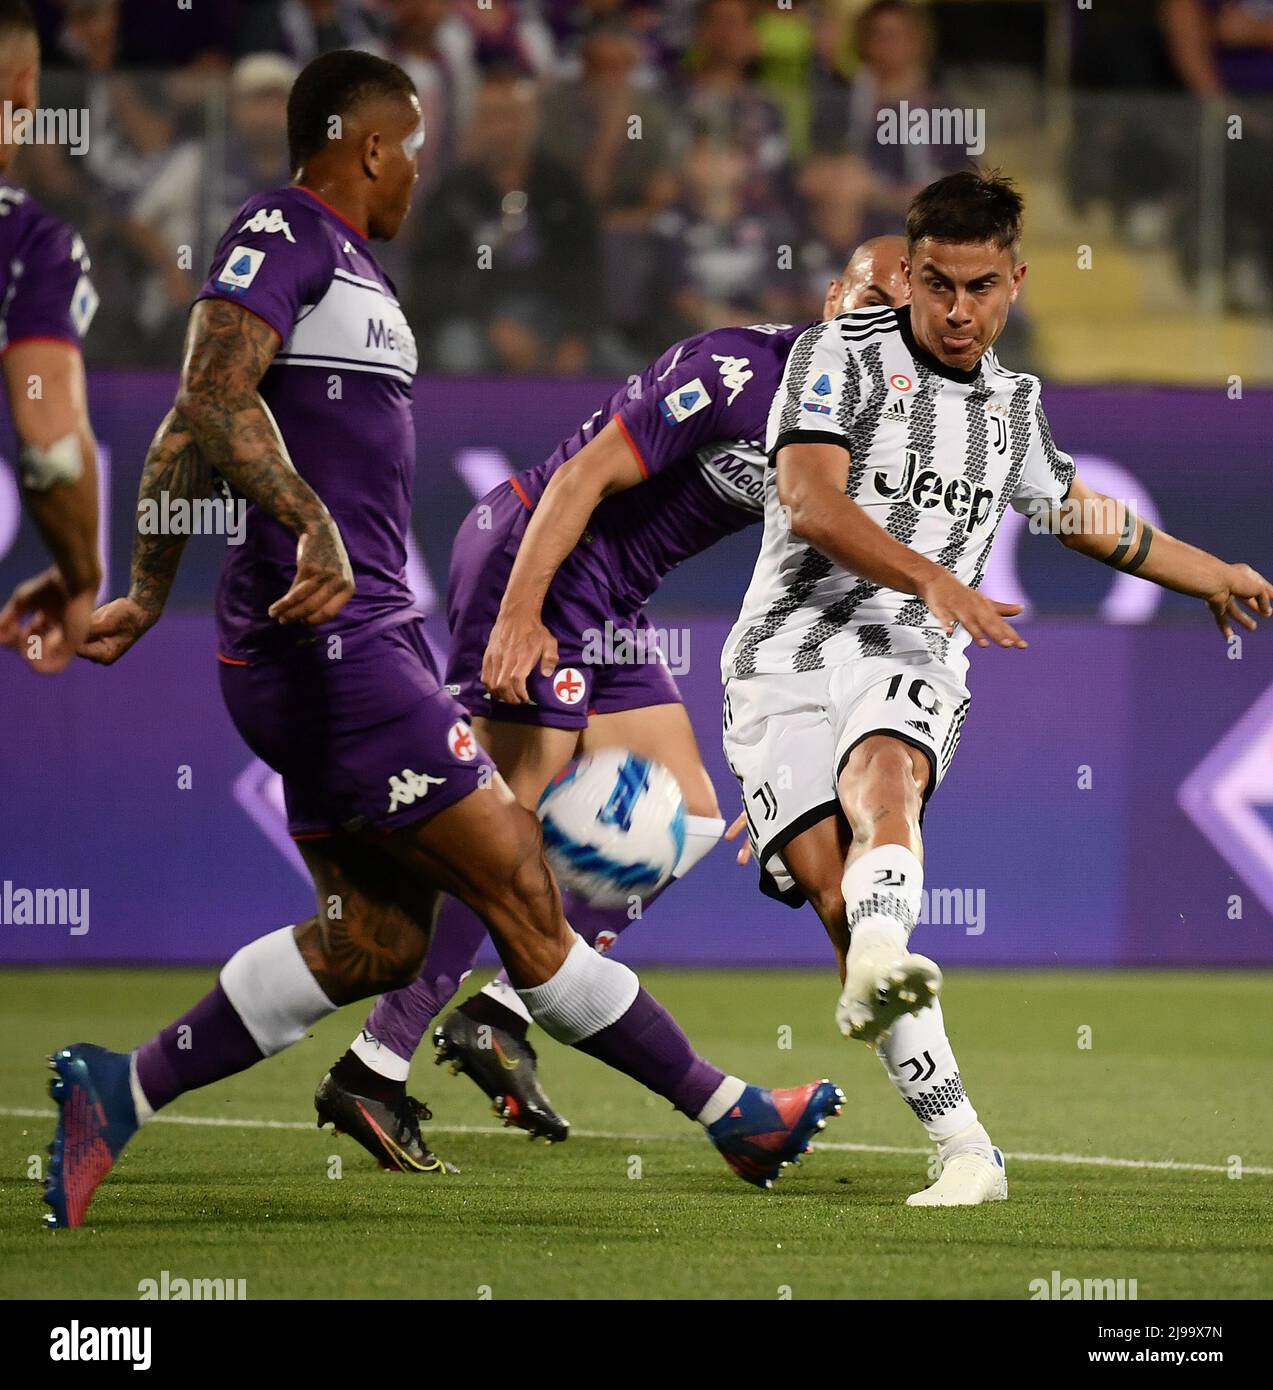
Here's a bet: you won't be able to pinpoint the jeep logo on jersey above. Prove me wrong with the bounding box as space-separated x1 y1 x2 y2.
873 448 994 531
552 667 586 705
659 378 711 424
239 208 296 243
447 720 476 762
711 353 752 405
386 768 447 813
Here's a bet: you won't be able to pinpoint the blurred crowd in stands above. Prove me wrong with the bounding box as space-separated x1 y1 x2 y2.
12 0 1273 373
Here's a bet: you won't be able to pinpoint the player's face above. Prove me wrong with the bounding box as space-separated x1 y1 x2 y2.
823 255 910 318
367 96 423 241
904 238 1025 371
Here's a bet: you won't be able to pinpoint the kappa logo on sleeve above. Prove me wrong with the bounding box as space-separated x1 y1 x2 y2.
238 207 296 243
712 353 753 405
216 245 265 292
659 377 711 424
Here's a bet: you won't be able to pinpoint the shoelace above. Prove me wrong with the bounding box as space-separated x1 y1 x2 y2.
397 1094 433 1143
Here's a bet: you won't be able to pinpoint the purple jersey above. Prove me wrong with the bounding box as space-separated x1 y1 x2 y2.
0 180 98 353
514 322 808 611
195 186 419 661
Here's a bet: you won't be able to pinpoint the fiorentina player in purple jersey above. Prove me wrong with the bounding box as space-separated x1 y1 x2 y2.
0 0 102 675
41 50 843 1226
314 239 911 1162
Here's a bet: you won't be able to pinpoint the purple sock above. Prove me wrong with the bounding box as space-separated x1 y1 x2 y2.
133 982 263 1112
575 987 725 1118
364 896 488 1061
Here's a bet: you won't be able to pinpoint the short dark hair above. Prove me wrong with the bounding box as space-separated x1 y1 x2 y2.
286 48 416 171
906 170 1024 256
0 0 37 45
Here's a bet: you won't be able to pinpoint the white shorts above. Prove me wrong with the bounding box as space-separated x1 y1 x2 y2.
722 652 971 906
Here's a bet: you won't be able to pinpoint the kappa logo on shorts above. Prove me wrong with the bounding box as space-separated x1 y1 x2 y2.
552 667 586 705
447 720 477 762
386 768 447 813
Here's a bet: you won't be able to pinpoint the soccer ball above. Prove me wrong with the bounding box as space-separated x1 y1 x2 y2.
536 749 686 908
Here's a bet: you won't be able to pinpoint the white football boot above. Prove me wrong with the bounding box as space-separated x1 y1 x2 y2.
907 1144 1008 1207
835 944 942 1045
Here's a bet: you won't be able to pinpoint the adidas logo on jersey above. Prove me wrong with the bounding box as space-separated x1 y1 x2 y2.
873 448 994 532
883 397 908 420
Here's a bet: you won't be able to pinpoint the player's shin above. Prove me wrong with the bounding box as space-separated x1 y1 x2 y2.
347 896 487 1082
132 925 337 1117
876 999 987 1153
516 936 743 1122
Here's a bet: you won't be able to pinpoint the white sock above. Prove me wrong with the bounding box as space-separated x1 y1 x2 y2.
481 974 533 1025
128 1052 154 1124
673 814 726 878
350 1029 411 1083
517 935 639 1045
843 844 923 969
220 925 337 1056
695 1074 747 1127
876 999 979 1144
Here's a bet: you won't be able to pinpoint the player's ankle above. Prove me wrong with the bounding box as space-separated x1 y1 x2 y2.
939 1121 992 1162
458 991 530 1040
329 1050 406 1104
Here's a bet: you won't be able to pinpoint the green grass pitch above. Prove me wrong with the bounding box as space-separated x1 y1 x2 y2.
1 967 1269 1300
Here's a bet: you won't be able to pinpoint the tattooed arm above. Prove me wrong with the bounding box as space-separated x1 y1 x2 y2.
1056 474 1273 641
176 299 353 625
79 408 209 664
80 300 355 665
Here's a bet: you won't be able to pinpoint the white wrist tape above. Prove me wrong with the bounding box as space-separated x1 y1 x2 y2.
20 432 82 492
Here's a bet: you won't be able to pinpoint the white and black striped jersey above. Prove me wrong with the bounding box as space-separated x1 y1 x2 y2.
721 305 1076 680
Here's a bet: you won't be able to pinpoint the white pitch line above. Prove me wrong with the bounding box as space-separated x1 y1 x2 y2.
2 1105 1268 1176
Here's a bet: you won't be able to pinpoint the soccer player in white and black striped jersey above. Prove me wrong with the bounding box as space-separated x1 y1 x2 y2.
722 171 1273 1205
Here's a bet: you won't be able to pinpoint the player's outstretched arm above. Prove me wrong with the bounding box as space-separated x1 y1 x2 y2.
0 340 101 673
177 298 354 627
777 441 1028 649
483 419 644 702
78 409 210 665
1053 474 1273 641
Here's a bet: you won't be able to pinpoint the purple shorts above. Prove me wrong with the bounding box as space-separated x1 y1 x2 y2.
220 615 496 839
446 481 681 731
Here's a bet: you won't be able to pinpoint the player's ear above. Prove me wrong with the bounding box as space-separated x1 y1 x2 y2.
362 130 382 180
13 62 37 114
1009 261 1028 302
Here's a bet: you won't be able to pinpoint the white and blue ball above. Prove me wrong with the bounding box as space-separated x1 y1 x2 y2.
536 750 686 908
